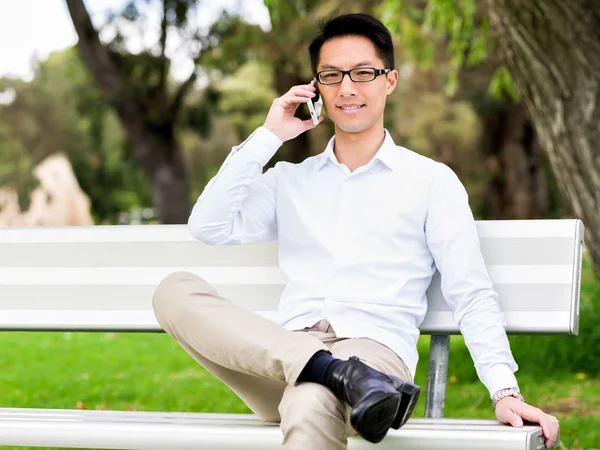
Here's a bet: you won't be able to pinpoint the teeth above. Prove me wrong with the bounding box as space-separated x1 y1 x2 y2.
341 105 361 110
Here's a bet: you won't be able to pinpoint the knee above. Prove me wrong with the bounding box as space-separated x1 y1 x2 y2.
279 382 345 427
254 410 281 424
152 271 210 324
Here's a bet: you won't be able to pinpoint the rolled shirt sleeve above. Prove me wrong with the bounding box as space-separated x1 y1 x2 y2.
425 162 520 398
188 127 283 245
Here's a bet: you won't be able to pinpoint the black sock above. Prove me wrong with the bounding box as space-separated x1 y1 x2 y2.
297 350 343 386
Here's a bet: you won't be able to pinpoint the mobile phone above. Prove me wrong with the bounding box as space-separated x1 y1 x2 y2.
306 80 323 125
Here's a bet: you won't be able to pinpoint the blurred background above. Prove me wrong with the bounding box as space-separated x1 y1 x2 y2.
0 1 598 449
0 0 570 227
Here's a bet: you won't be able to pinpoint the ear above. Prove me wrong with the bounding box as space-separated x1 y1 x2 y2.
312 78 320 94
386 70 399 95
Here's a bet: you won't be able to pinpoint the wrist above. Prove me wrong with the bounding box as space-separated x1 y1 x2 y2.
492 387 525 408
263 123 286 143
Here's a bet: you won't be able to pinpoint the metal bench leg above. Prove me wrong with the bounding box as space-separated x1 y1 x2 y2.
424 335 450 419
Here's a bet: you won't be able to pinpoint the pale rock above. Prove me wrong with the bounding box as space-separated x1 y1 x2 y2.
0 153 94 226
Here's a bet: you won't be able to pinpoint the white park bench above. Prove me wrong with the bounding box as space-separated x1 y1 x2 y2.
0 218 584 449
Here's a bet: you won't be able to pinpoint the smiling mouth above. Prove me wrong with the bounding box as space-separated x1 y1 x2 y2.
338 105 365 112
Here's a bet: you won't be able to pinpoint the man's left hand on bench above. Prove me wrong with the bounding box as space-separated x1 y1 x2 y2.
495 396 560 448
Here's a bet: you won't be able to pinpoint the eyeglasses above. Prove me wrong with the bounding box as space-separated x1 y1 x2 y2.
315 67 391 85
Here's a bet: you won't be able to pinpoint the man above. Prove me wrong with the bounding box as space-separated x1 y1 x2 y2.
152 13 559 449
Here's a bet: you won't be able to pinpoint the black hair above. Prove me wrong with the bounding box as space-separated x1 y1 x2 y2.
308 13 395 75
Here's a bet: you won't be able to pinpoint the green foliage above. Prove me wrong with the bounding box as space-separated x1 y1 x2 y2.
263 0 281 23
103 0 223 122
200 12 267 77
407 92 480 156
215 61 277 139
116 0 200 28
379 0 436 69
54 50 154 223
210 0 324 82
0 123 39 212
488 65 520 102
65 0 280 222
0 58 85 211
0 48 153 224
379 0 519 101
422 0 479 95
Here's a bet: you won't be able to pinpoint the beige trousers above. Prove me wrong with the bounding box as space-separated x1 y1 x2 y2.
152 271 412 450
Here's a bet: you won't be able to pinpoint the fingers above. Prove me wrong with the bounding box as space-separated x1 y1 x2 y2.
302 115 324 131
495 403 523 428
509 413 523 428
273 84 318 111
279 95 312 106
289 83 317 92
290 88 316 98
286 84 317 98
533 412 558 448
512 403 559 448
541 415 559 448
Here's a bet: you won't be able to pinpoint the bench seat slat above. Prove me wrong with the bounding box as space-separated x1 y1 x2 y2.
0 310 275 331
0 219 579 242
0 409 547 450
0 309 573 334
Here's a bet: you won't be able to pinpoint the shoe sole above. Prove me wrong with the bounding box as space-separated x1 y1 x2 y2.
350 391 401 444
389 376 421 429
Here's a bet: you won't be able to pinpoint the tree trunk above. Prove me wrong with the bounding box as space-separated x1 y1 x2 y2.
481 102 549 219
128 129 190 225
487 0 600 275
65 0 190 224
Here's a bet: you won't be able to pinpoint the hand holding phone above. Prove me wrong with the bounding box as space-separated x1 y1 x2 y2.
263 82 323 142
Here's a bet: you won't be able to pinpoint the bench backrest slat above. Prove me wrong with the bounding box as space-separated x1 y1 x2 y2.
0 219 583 335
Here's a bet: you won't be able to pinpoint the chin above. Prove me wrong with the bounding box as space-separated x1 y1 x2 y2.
334 119 375 134
329 108 381 134
337 124 367 133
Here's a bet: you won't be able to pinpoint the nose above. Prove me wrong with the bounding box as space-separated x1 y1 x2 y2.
338 73 358 97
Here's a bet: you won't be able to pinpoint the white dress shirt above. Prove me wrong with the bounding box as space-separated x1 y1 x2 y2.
188 126 520 398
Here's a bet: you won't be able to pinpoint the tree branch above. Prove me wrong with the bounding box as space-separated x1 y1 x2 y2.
168 63 198 118
168 35 217 117
65 0 125 107
158 0 169 95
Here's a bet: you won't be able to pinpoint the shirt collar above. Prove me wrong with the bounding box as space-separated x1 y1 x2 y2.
315 129 401 172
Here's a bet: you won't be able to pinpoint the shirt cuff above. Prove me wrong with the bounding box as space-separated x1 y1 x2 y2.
240 126 284 166
486 363 520 398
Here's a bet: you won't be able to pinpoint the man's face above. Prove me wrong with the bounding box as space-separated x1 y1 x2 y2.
316 36 398 134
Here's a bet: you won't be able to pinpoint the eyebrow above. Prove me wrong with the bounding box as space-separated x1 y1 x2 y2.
319 61 373 70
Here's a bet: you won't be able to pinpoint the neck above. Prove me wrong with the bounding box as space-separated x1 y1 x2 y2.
332 122 386 172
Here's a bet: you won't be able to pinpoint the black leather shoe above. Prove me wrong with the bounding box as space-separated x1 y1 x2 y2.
329 356 420 443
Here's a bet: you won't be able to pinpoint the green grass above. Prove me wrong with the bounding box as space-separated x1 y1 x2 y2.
0 331 598 450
